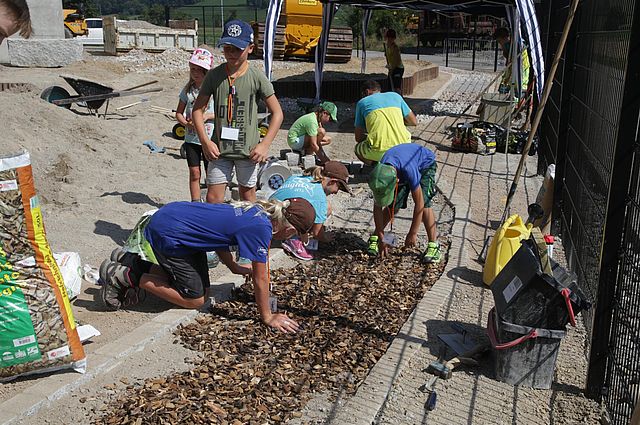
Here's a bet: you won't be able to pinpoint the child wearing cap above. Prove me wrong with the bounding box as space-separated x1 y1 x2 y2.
383 29 404 94
176 47 216 202
367 143 440 263
100 198 315 334
192 20 284 204
269 161 352 260
287 101 338 164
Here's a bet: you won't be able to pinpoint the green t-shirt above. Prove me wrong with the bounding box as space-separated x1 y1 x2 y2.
200 63 275 159
287 112 319 145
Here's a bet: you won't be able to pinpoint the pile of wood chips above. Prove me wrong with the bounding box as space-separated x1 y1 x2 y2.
98 233 447 425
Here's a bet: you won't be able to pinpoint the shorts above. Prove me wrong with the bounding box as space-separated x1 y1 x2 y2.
389 67 404 92
392 163 438 212
152 248 209 299
184 142 209 169
355 140 386 163
288 134 306 151
206 157 259 187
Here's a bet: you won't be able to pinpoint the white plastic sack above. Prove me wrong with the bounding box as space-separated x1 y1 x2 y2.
17 252 82 300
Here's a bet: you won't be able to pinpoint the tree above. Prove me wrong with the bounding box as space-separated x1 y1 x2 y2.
62 0 99 17
142 4 166 26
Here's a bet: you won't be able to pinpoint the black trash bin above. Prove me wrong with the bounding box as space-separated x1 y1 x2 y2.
487 308 565 389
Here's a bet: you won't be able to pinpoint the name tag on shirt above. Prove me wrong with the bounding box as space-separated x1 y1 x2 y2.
269 295 278 312
221 127 239 140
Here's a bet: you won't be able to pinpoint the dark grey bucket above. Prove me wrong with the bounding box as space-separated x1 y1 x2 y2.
487 308 565 389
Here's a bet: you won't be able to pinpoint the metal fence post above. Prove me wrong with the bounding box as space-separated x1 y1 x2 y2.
417 14 420 61
445 37 449 67
202 6 206 45
472 19 477 71
494 40 499 72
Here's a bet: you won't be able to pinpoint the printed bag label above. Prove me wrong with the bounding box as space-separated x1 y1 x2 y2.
0 248 42 368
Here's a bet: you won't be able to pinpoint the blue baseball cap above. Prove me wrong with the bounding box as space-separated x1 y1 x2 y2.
218 20 254 50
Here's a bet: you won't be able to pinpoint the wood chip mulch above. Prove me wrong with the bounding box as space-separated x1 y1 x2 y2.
98 233 448 425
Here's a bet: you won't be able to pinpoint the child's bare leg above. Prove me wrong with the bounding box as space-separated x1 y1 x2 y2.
239 185 257 202
206 183 227 203
189 166 202 201
422 207 437 242
139 266 206 309
304 135 330 164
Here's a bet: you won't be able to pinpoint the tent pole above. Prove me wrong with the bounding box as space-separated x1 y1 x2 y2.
499 0 581 225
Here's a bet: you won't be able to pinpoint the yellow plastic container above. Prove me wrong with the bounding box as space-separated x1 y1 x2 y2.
483 214 531 286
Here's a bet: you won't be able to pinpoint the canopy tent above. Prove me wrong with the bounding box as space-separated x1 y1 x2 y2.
262 0 544 102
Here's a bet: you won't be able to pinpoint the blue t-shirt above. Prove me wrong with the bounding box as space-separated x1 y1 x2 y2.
144 202 271 263
269 176 327 224
380 144 436 191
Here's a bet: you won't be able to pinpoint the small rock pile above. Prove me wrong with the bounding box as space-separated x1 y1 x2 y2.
116 48 226 74
97 233 448 424
415 70 496 120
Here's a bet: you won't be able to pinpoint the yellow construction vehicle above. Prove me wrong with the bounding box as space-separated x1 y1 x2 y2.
253 0 353 63
63 9 88 38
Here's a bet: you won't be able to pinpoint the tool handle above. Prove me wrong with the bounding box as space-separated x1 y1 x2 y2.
426 391 437 411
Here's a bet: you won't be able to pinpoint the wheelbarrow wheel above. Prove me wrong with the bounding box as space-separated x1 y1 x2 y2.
172 123 186 140
40 86 71 109
180 143 187 159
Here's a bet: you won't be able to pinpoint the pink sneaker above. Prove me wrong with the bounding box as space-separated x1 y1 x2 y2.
282 238 313 261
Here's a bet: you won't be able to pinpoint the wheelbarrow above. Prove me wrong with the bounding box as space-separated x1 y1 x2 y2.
40 75 163 117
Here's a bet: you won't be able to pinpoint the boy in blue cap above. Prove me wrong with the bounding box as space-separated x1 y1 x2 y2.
192 20 284 204
367 143 441 263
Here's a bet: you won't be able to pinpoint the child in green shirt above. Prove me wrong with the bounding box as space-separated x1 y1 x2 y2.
287 101 337 164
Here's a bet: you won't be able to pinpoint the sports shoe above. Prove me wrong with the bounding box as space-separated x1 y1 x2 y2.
100 262 137 311
422 242 442 264
367 235 379 256
110 247 127 262
99 258 116 285
282 238 313 261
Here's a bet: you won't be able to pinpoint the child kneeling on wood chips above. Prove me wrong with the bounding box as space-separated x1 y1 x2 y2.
367 143 441 263
100 198 314 334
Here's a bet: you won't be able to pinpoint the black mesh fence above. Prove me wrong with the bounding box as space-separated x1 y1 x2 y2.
168 5 265 46
538 0 640 422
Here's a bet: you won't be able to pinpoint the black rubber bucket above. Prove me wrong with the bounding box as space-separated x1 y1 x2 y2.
487 308 565 389
490 238 591 330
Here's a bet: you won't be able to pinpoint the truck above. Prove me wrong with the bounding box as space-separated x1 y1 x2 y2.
103 16 198 55
63 9 88 38
252 0 353 64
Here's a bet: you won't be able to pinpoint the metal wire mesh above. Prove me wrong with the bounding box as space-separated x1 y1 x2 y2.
539 0 638 422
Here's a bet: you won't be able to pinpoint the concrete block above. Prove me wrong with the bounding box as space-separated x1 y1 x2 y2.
8 39 83 67
278 149 290 160
349 160 364 174
302 155 315 170
286 152 300 167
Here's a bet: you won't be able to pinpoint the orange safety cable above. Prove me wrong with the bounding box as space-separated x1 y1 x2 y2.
225 62 248 126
